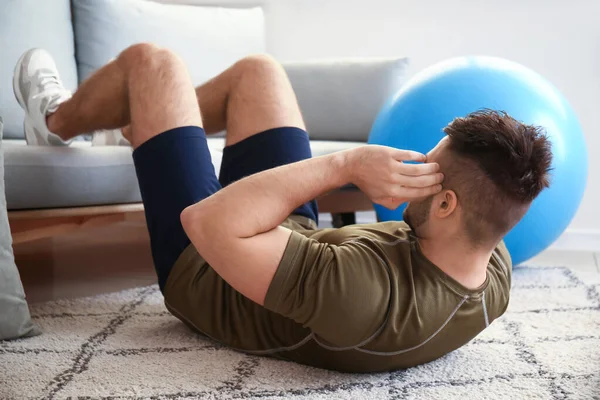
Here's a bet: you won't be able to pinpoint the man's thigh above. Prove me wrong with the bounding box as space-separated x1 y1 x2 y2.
133 126 220 292
218 126 319 224
224 55 306 146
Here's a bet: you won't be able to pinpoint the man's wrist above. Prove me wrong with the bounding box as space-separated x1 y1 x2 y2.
330 148 358 187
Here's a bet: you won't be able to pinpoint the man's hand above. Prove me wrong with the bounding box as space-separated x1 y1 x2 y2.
346 145 443 210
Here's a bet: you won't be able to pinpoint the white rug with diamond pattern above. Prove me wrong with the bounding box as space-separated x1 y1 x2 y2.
1 266 599 399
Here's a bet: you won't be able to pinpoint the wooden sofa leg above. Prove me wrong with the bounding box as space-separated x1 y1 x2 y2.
331 212 356 228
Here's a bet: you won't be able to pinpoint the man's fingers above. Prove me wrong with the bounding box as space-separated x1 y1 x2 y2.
391 149 427 162
396 161 440 176
396 173 444 188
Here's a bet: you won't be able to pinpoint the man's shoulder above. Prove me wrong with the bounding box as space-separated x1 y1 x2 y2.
491 240 512 281
485 240 513 317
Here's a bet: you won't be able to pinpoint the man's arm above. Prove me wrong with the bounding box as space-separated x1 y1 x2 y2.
180 145 442 305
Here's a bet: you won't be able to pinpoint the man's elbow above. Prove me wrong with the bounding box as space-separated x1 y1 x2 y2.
180 204 210 242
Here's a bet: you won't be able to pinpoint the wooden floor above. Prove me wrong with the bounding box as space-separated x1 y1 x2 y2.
15 219 157 303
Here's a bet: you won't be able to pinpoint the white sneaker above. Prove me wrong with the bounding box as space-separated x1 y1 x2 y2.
91 129 131 147
13 48 73 146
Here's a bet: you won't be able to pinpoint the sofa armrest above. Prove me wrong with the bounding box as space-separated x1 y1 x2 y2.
283 57 409 142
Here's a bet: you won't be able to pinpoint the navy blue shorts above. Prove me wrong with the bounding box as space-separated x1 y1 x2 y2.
132 126 318 292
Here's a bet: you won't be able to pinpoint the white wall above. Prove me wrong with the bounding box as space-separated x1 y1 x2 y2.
167 0 600 246
261 0 600 245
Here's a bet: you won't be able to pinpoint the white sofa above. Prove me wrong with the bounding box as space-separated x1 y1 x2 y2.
1 0 409 212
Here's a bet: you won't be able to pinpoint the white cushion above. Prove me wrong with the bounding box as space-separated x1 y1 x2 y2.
3 140 222 210
0 120 40 339
4 137 363 210
284 58 410 142
72 0 265 85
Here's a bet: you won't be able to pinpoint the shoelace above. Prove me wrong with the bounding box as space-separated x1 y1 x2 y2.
31 70 69 106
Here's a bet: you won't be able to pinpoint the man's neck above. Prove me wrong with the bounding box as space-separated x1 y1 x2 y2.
418 237 492 290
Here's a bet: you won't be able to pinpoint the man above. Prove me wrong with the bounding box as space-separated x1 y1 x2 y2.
14 45 552 372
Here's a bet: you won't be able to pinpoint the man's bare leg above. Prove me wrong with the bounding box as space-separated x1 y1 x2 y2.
116 55 304 145
192 54 305 145
41 44 303 148
45 61 129 141
45 43 200 148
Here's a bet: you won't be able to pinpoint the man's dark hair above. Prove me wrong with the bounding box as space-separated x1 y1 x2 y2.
441 109 553 246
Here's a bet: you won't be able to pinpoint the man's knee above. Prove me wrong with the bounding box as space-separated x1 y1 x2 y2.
117 43 182 75
235 54 286 81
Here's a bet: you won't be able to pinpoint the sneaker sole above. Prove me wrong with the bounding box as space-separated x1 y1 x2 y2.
13 50 36 145
12 49 35 111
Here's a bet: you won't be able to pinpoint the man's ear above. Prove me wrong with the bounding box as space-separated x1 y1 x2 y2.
434 190 458 219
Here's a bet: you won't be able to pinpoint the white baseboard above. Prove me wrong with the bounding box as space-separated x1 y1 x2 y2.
549 229 600 252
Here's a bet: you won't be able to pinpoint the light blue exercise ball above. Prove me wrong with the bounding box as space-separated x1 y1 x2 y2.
368 56 588 265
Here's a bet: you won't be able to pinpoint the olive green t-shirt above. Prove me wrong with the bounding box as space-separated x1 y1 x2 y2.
164 216 512 373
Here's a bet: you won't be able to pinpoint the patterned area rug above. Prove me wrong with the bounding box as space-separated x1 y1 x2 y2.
1 266 599 400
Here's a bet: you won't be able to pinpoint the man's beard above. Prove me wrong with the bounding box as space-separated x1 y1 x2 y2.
403 196 433 234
